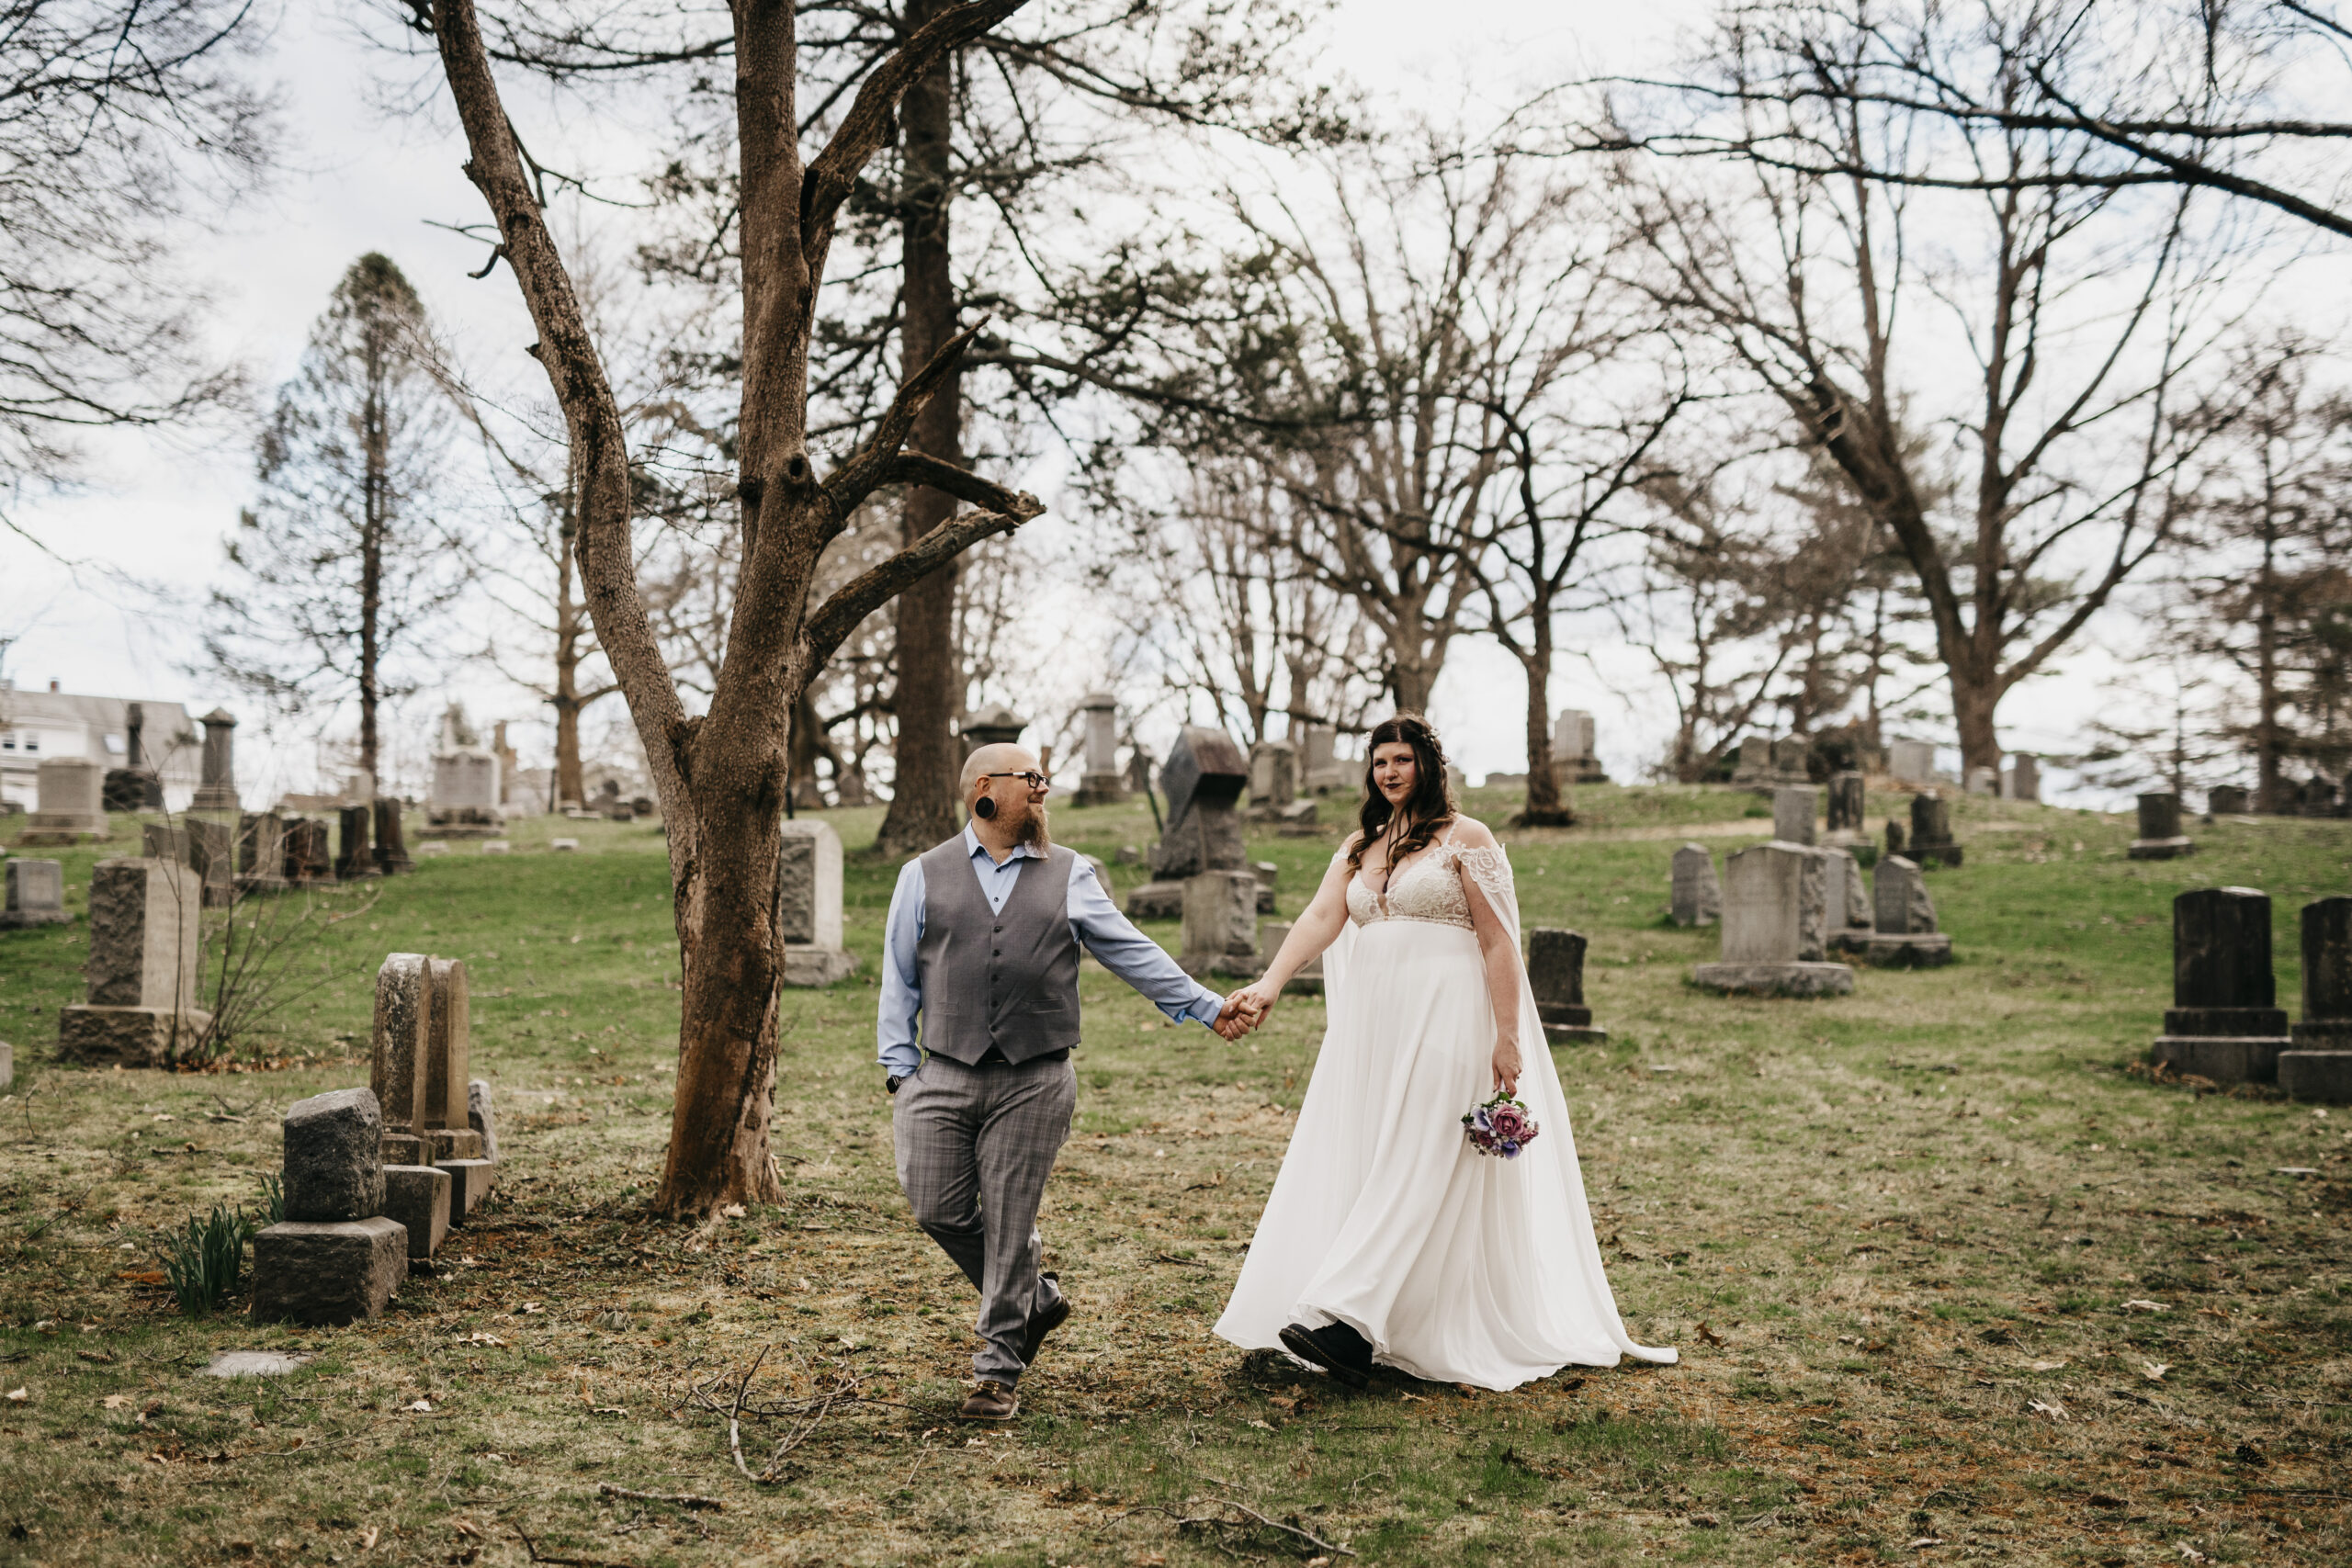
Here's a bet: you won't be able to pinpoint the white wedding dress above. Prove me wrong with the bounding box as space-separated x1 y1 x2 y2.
1213 832 1677 1389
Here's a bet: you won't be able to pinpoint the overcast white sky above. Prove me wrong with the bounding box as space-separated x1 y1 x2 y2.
0 1 2309 807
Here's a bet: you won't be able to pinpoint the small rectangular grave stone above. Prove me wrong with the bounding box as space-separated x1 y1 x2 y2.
550 838 579 852
777 819 857 986
381 1166 450 1263
1887 739 1937 784
1905 793 1962 866
284 818 333 884
1670 843 1721 928
282 1088 385 1222
2208 784 2250 817
372 954 430 1164
250 1217 406 1325
1 858 68 929
1693 842 1854 996
336 805 379 880
238 813 289 894
58 858 210 1065
2129 792 2195 860
481 840 512 855
469 1078 498 1162
1178 869 1261 978
1073 693 1125 806
1257 921 1323 995
17 756 109 843
2280 897 2352 1102
437 1157 496 1223
423 958 483 1159
1866 856 1951 967
2150 886 2291 1084
373 798 412 875
1527 928 1606 1044
1826 772 1865 835
1773 786 1817 846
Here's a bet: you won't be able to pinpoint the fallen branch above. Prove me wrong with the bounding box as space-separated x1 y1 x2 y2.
513 1524 643 1568
1137 1495 1356 1558
594 1483 722 1512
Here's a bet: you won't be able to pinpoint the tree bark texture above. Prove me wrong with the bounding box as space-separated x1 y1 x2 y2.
874 0 967 858
359 333 386 785
425 0 1040 1218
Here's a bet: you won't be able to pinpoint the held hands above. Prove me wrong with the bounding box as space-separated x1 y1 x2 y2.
1491 1034 1522 1098
1212 981 1278 1041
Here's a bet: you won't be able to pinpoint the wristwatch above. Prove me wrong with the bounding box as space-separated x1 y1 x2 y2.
886 1073 905 1095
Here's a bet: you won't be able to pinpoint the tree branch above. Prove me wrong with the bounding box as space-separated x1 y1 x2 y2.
820 320 984 517
799 495 1044 671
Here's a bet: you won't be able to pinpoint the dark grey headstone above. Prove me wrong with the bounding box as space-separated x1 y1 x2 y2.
1826 772 1865 832
1527 928 1590 1027
282 1087 385 1222
2173 886 2275 1010
2301 897 2352 1025
1159 727 1250 839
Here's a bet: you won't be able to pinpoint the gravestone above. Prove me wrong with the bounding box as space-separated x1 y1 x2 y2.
427 750 503 834
1826 772 1866 836
1884 818 1906 857
1257 920 1324 995
238 813 288 895
2208 784 2250 817
372 954 431 1166
57 859 211 1064
960 705 1026 753
1073 693 1125 807
469 1078 499 1162
2149 886 2292 1085
1965 765 1997 796
423 958 482 1160
1907 793 1962 867
550 838 579 852
1865 855 1951 967
776 819 857 986
1249 739 1298 805
1692 841 1854 996
382 1165 451 1263
417 841 448 857
1298 723 1352 795
1887 739 1937 785
336 805 379 880
1551 709 1610 784
0 1042 10 1093
2129 791 2194 860
1131 727 1250 918
18 756 108 844
192 709 242 813
373 798 413 875
1178 869 1261 978
1773 786 1818 846
2002 754 2041 803
252 1086 406 1325
141 818 234 907
2278 897 2352 1104
1528 928 1606 1044
1 859 68 929
284 818 333 885
103 766 163 813
1671 843 1721 928
481 840 511 854
1250 860 1279 916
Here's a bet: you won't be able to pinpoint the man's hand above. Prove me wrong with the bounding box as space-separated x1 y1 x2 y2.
1211 991 1263 1041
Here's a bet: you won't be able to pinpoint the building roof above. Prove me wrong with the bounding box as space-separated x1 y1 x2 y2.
0 686 204 780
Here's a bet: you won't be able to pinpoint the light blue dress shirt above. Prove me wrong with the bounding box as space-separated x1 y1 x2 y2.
877 826 1229 1077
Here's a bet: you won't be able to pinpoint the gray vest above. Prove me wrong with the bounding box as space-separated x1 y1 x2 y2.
915 837 1081 1066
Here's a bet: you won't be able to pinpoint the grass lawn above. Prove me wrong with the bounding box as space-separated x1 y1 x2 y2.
1 784 2347 1567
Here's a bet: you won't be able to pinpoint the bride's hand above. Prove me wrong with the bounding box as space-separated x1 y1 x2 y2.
1232 981 1278 1025
1491 1035 1522 1098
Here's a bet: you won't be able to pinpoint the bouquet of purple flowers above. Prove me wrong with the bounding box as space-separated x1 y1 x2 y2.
1462 1091 1540 1158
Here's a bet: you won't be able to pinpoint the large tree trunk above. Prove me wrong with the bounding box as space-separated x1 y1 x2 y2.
873 0 965 858
2255 527 2285 812
552 514 587 806
1951 662 2002 781
1514 619 1572 826
359 367 385 784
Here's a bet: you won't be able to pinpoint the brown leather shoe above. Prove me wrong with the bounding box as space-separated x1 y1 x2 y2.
957 1379 1020 1421
1022 1282 1071 1365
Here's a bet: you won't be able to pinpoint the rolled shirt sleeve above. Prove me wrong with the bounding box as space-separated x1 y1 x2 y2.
876 858 927 1077
1066 855 1228 1027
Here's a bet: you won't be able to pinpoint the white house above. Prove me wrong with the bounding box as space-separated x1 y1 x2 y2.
0 682 203 811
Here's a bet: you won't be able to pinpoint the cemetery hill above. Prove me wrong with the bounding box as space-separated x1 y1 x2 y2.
2 778 2348 1567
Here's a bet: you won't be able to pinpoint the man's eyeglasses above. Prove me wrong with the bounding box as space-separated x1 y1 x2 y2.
979 770 1049 790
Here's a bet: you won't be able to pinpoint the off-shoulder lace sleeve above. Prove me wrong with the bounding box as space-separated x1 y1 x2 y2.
1436 834 1520 934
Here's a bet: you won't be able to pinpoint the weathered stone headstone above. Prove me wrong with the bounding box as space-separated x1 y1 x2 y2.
2208 784 2250 817
2279 897 2352 1103
2002 754 2041 803
1073 693 1126 807
1826 772 1865 835
423 958 482 1159
57 859 210 1065
192 709 242 813
1670 843 1721 928
428 708 503 833
1178 868 1261 978
437 1156 496 1222
1551 709 1609 784
1887 739 1937 785
1297 723 1351 795
2150 886 2292 1085
1528 928 1606 1044
1965 764 1997 796
1907 793 1962 867
1249 739 1298 805
336 805 379 880
1773 785 1818 846
18 756 108 844
1884 818 1906 857
251 1217 406 1325
102 765 163 813
372 954 430 1165
381 1165 450 1263
468 1078 498 1162
282 1087 385 1222
1692 842 1854 996
285 818 333 884
0 858 68 929
2129 792 2194 860
960 704 1026 752
1257 920 1324 995
1132 727 1250 917
373 798 413 875
776 818 856 986
238 813 289 894
1866 855 1951 967
155 818 236 908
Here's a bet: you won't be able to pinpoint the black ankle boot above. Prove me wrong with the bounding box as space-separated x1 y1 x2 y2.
1279 1320 1374 1388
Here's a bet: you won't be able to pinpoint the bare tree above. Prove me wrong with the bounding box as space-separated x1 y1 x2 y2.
0 0 270 491
405 0 1044 1216
1610 0 2259 773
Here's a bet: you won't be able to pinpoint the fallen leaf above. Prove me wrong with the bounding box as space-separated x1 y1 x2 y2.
2120 1299 2168 1314
518 1303 544 1314
2030 1360 2068 1371
2177 1546 2207 1563
358 1525 380 1550
407 1399 434 1413
1248 1418 1276 1432
720 1202 746 1219
2027 1398 2068 1420
102 1394 133 1410
2142 1361 2170 1382
3 1389 26 1403
1695 1321 1726 1347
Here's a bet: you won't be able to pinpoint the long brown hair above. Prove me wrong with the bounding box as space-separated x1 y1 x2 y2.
1347 713 1455 875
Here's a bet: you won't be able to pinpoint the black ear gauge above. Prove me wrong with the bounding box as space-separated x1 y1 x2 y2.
975 795 998 819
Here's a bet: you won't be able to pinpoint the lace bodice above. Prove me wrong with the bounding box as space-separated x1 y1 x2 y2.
1347 838 1480 931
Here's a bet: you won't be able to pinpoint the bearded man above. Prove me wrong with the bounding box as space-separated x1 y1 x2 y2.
878 742 1251 1421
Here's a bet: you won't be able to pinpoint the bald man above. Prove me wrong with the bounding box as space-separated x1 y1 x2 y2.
879 744 1250 1420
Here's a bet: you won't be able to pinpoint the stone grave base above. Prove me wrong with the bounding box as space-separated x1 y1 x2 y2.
426 1127 485 1161
58 1005 212 1066
0 908 72 930
1179 952 1262 980
1692 961 1855 998
783 945 858 987
1827 929 1871 954
1281 974 1324 997
1864 933 1953 968
380 1132 426 1167
382 1166 451 1262
1907 841 1963 867
236 874 289 896
17 816 109 845
2290 1020 2352 1049
1124 882 1187 920
1071 774 1125 807
2278 1052 2352 1103
251 1217 407 1325
437 1158 496 1223
2150 1033 2290 1085
1539 1002 1607 1045
2128 837 2195 861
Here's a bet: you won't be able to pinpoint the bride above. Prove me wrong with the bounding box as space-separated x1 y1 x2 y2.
1213 713 1676 1390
